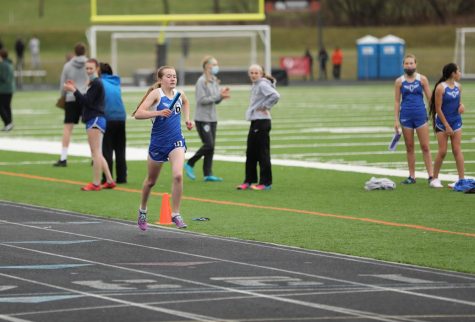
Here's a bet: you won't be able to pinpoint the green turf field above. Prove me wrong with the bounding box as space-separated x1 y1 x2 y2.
1 83 474 273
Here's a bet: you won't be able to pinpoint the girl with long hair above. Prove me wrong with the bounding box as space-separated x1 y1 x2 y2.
184 55 230 182
236 64 280 191
428 63 465 188
133 66 193 230
63 58 115 191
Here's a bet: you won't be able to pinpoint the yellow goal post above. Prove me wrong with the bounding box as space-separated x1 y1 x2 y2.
90 0 265 23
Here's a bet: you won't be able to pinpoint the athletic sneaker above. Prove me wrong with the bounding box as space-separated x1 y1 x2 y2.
429 178 444 188
236 183 250 190
401 177 416 184
53 159 67 167
81 182 101 191
137 209 147 231
204 175 223 182
184 163 196 180
250 184 272 191
448 182 457 189
2 123 14 131
102 181 117 189
172 215 187 229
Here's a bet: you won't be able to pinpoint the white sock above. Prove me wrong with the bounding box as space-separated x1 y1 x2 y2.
172 212 179 218
139 207 147 213
60 147 68 161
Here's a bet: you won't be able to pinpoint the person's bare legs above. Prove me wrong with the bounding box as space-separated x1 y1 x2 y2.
402 127 416 179
62 123 74 150
140 158 163 210
168 147 185 213
433 132 448 179
415 123 433 178
87 128 113 185
450 130 464 179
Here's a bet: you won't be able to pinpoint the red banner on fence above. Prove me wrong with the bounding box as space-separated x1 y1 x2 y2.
279 56 310 77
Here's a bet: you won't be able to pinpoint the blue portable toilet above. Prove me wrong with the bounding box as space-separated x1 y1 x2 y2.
356 35 379 80
379 35 405 79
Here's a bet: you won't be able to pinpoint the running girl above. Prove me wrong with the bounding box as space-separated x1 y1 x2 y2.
133 66 193 230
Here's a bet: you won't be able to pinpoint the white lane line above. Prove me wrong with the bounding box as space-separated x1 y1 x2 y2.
0 137 466 181
0 225 429 322
0 244 416 322
1 219 475 312
0 275 222 322
0 315 32 322
3 201 475 283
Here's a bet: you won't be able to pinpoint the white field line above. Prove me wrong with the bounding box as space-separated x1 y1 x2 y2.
0 137 463 182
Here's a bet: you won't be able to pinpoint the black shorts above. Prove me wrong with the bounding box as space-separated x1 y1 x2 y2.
64 101 82 124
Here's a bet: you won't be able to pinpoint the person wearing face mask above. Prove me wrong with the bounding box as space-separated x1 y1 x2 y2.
394 54 434 185
184 56 230 182
63 58 115 191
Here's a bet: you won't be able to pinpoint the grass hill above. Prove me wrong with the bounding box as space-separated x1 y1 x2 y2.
0 0 462 83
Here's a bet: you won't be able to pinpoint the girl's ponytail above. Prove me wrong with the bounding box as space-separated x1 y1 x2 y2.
428 63 458 130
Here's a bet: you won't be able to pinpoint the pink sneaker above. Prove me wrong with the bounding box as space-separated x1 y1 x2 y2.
137 209 147 231
172 215 187 229
81 182 101 191
250 184 272 191
102 181 116 189
236 183 250 190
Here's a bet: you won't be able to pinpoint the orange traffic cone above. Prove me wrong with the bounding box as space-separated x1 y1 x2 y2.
156 193 172 225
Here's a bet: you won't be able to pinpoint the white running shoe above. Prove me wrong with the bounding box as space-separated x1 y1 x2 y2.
429 178 444 188
448 182 457 189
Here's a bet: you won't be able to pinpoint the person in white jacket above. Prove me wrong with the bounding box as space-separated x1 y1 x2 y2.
236 64 280 191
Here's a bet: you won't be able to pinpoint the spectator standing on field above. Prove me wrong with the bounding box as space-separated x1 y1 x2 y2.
184 56 230 182
318 47 328 80
236 64 280 191
304 48 313 80
28 35 41 69
331 47 343 80
53 43 89 167
14 38 25 71
100 62 128 184
63 58 116 191
0 49 15 131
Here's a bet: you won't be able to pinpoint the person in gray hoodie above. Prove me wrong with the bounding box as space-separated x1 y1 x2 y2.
53 43 88 167
184 56 230 182
236 64 280 191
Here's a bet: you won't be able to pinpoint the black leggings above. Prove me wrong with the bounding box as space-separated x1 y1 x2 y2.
102 120 127 183
0 94 13 126
244 119 272 186
187 121 217 177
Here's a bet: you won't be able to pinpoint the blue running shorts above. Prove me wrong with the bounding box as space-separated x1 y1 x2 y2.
148 139 186 162
85 116 107 133
399 107 428 129
435 116 462 133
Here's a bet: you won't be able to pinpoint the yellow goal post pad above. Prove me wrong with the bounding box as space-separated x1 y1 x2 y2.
90 0 266 23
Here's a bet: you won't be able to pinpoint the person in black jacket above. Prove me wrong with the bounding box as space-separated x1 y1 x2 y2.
63 58 115 191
